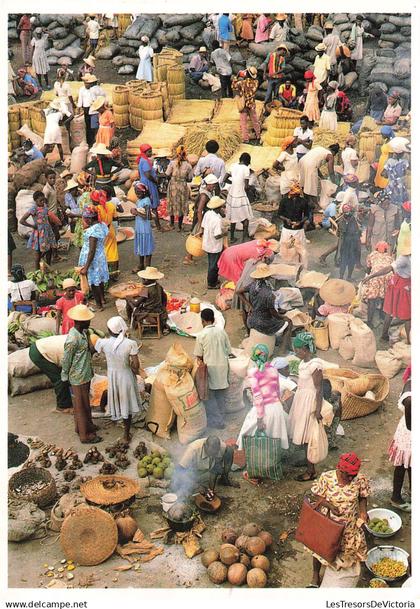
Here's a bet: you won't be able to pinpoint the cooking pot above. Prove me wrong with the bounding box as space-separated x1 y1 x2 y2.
165 501 195 532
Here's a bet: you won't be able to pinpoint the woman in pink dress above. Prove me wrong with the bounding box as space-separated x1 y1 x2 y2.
55 278 86 334
255 14 272 43
218 238 277 283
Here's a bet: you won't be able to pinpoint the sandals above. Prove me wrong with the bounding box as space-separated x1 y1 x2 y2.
390 500 411 512
295 473 317 482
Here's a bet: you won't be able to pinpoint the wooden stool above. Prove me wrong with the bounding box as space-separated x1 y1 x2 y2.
136 312 162 339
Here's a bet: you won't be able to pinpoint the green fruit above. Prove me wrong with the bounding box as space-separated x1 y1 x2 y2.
151 450 161 459
152 457 161 466
153 467 164 479
143 456 152 465
146 464 154 474
164 466 174 479
137 467 148 478
161 457 171 468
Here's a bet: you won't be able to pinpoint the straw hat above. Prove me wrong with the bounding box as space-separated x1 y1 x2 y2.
80 475 140 506
64 178 79 191
254 224 278 240
199 46 207 53
62 278 77 289
277 43 289 53
247 66 258 79
267 239 280 253
82 73 98 83
204 173 219 185
324 21 334 29
153 147 171 158
60 168 73 179
49 99 62 111
90 143 112 156
319 278 356 306
315 42 327 52
60 505 118 566
207 196 225 209
296 270 330 289
137 266 164 280
250 263 275 279
67 304 95 321
276 13 287 20
83 56 96 68
90 96 106 113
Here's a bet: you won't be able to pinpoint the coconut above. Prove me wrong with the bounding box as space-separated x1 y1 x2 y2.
235 534 249 551
258 530 273 548
227 562 248 586
247 567 267 588
115 512 138 544
220 543 240 566
201 549 219 568
208 561 228 584
242 522 262 537
221 527 238 545
245 536 266 557
239 553 251 568
251 555 270 573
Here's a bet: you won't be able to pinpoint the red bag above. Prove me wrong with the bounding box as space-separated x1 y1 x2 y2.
192 360 209 401
295 498 345 563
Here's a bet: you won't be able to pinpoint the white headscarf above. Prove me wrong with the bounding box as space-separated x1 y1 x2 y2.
107 316 128 351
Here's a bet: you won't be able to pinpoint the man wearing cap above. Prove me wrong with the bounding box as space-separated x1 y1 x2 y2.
262 45 288 104
323 22 341 76
77 74 104 146
189 47 209 83
78 55 96 82
126 267 170 334
85 14 100 58
194 141 226 181
199 196 228 289
269 14 289 43
61 304 101 443
232 67 261 143
63 178 80 232
55 278 86 335
314 43 330 86
210 40 233 98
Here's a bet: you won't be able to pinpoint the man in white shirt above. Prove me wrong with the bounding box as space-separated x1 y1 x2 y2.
85 15 100 57
194 308 232 428
269 14 289 43
77 74 104 146
314 43 331 86
200 196 227 289
341 134 359 176
323 22 341 76
293 115 313 160
210 40 232 97
194 140 226 181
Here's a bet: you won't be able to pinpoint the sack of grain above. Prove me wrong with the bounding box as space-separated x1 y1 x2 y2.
95 43 120 60
146 374 176 440
328 313 353 350
241 329 275 357
375 350 403 378
13 158 48 190
338 335 355 361
264 174 282 204
350 318 377 368
319 179 337 209
70 142 89 174
9 373 53 396
69 113 86 148
21 316 56 337
8 348 40 378
16 190 36 237
389 341 411 366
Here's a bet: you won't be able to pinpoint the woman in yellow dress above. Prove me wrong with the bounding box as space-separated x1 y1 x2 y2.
374 126 394 189
90 189 119 280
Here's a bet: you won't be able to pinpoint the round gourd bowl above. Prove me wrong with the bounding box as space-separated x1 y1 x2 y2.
366 546 409 582
366 508 402 538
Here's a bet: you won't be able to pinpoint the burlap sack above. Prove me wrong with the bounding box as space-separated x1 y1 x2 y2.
146 373 176 440
328 313 353 350
338 335 355 361
8 348 40 378
375 351 403 379
350 318 377 368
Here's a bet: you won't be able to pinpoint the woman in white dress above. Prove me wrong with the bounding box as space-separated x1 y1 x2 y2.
319 81 339 131
54 68 75 117
94 316 144 442
41 99 72 164
288 332 327 482
272 136 299 196
136 36 154 82
225 152 253 243
31 27 50 89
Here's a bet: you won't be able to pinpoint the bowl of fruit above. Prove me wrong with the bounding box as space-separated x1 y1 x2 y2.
366 546 409 582
366 508 402 538
369 578 389 588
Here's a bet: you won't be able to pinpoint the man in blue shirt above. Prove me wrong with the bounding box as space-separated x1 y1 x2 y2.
218 14 233 50
22 138 44 161
321 200 337 229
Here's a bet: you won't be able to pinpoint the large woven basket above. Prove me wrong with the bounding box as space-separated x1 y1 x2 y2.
60 505 118 566
129 114 143 130
129 104 143 119
141 108 163 122
80 475 140 506
167 64 185 85
129 85 147 108
115 112 130 128
323 368 359 392
140 91 163 112
9 467 57 508
340 374 390 420
126 79 146 89
112 85 129 106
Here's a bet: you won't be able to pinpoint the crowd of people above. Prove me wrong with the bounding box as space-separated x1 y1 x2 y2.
8 12 412 590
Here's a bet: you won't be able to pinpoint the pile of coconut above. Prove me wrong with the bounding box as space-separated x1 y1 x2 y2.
201 522 272 588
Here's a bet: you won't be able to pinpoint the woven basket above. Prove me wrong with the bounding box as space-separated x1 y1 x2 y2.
129 85 147 108
129 114 143 130
129 105 144 119
157 62 171 82
168 84 186 99
340 374 390 420
167 64 185 85
309 321 329 351
9 467 57 508
112 85 129 105
126 79 146 89
115 112 130 128
343 375 371 396
140 91 163 112
142 108 163 122
185 234 205 257
323 368 359 392
19 104 32 124
49 500 65 532
114 102 129 115
358 132 383 163
60 505 118 566
80 475 140 506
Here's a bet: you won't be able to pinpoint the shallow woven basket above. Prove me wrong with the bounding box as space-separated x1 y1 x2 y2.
112 85 128 105
343 375 372 396
9 467 57 508
323 368 359 393
80 475 140 506
129 114 143 130
340 374 390 420
60 505 118 566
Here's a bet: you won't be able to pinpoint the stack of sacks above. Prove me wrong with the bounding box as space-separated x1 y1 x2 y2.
26 14 86 67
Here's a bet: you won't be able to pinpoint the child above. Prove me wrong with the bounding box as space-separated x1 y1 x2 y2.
130 181 154 273
323 379 342 450
22 138 44 161
55 278 86 334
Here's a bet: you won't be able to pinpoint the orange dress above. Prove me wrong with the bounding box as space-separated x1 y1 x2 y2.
96 109 115 147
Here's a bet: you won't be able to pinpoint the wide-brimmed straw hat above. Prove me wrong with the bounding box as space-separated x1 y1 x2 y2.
319 278 356 306
80 475 140 506
62 278 77 289
250 263 275 279
82 73 98 83
83 56 96 68
203 173 219 185
137 266 164 280
276 13 287 20
207 196 225 209
247 66 258 79
315 42 327 52
90 96 106 113
64 178 79 191
67 304 95 321
90 143 111 156
49 99 62 111
277 43 289 53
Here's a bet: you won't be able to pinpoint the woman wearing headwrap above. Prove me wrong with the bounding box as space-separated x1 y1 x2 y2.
288 332 327 482
137 143 163 231
94 316 144 442
383 139 410 207
53 68 75 117
272 136 299 195
165 145 193 231
90 189 119 280
341 134 359 176
31 27 50 89
78 206 109 310
383 92 402 126
130 181 155 273
374 125 394 189
306 451 370 588
237 345 289 477
218 238 278 284
136 35 154 81
366 193 399 252
302 70 322 122
361 241 394 327
319 81 339 131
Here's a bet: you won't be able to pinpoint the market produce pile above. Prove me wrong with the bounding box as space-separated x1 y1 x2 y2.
137 449 174 481
369 518 394 535
371 557 407 579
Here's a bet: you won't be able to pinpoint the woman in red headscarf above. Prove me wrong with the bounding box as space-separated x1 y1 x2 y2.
302 70 322 122
305 452 370 588
90 189 119 280
361 241 394 327
137 143 163 231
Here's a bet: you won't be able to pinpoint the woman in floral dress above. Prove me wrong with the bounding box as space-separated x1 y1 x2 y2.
78 206 109 311
165 146 193 231
19 190 57 269
361 241 394 328
307 452 370 588
383 150 410 208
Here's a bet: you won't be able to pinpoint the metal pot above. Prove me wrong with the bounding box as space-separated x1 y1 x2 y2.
165 502 195 532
